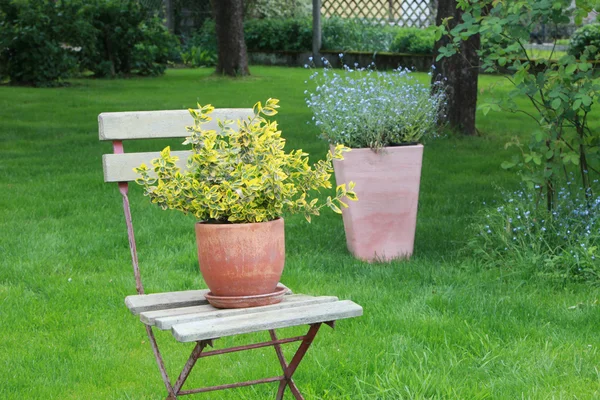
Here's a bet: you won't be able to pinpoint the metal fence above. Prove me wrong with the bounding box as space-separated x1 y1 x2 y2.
321 0 436 28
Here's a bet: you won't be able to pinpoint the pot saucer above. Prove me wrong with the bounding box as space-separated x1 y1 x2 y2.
205 285 287 309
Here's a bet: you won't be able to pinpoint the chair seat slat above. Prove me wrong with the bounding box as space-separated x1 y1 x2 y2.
125 284 292 316
125 289 210 315
171 300 363 342
145 295 339 330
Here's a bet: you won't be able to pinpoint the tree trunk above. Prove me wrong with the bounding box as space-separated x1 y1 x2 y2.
165 0 174 33
312 0 321 63
432 0 480 135
213 0 250 76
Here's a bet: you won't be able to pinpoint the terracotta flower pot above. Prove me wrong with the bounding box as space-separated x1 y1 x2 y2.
332 144 424 262
195 218 285 297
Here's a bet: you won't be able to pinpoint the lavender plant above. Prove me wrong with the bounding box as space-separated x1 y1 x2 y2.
305 62 446 149
469 180 600 283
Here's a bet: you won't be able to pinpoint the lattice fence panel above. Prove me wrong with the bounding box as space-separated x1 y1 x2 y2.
322 0 436 28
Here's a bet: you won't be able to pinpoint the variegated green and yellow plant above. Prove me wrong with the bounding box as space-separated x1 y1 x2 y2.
134 98 357 223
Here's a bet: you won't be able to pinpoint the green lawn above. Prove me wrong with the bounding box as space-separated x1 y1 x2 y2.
526 49 568 60
1 67 599 399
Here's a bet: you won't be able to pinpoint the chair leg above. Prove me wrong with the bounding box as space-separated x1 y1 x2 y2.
269 329 302 398
269 330 302 397
274 323 322 400
172 341 209 394
148 324 323 399
145 325 177 398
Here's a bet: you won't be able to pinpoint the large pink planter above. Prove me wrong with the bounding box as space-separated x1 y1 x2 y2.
332 145 424 262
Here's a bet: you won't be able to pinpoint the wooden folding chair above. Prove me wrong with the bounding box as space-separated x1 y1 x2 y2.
99 108 363 399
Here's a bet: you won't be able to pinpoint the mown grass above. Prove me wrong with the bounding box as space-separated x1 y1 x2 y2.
1 67 599 399
525 49 568 60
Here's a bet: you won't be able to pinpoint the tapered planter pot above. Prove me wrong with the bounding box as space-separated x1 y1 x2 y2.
195 218 285 308
332 145 424 262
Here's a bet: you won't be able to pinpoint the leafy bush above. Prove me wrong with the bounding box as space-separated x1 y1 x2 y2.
133 15 181 75
322 17 398 52
245 18 312 51
134 99 357 223
80 0 179 77
180 22 217 67
390 28 435 54
305 65 446 148
469 183 600 283
181 46 216 67
191 17 435 54
183 20 218 53
196 18 312 53
0 0 91 86
245 0 311 19
438 1 600 211
569 23 600 59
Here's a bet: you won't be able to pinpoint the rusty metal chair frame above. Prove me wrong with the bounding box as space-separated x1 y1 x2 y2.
101 109 343 399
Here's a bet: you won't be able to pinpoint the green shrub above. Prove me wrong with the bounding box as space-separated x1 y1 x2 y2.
568 23 600 59
181 46 216 67
390 28 434 54
186 17 435 55
0 0 91 86
245 0 311 19
180 21 217 67
133 15 181 75
183 20 218 53
468 184 600 283
80 0 179 77
245 18 312 51
187 18 312 53
322 17 398 52
478 31 514 61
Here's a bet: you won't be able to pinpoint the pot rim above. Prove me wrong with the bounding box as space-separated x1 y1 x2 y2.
330 143 424 151
195 216 284 227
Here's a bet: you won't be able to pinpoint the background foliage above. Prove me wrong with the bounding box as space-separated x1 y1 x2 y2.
191 17 436 54
0 0 179 85
0 0 89 86
245 18 313 52
437 0 600 208
245 0 312 19
390 27 436 54
435 0 600 284
569 23 600 59
80 0 180 77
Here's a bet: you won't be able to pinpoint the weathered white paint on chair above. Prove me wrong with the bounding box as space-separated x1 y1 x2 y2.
125 284 292 315
98 109 253 141
125 289 210 315
172 300 363 342
150 295 340 330
102 151 191 182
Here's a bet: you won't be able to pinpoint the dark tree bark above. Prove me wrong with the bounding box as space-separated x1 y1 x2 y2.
213 0 250 76
432 0 480 136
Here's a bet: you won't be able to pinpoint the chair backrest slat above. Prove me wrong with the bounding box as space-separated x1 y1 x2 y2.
102 151 192 183
98 109 252 141
100 108 253 183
